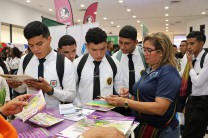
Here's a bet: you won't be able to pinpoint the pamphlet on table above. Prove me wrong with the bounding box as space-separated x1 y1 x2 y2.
82 99 115 111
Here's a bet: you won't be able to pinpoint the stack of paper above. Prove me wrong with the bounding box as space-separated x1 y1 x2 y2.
82 99 115 111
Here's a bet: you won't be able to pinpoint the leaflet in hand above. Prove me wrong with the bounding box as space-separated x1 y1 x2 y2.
82 99 115 112
56 112 135 138
0 74 39 82
16 90 46 122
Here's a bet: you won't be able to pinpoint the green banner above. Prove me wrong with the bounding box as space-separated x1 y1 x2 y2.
41 16 65 27
107 36 118 45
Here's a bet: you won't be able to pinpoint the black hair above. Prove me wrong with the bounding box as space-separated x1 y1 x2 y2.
187 31 206 43
85 27 107 44
172 44 177 48
58 35 77 49
12 47 21 58
119 25 137 41
24 21 50 40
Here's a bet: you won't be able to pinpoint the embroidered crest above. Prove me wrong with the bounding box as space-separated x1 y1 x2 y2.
50 80 57 87
150 72 158 78
107 77 112 85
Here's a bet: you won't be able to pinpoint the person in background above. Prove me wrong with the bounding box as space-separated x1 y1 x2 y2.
106 41 114 56
107 32 181 138
58 35 78 62
7 47 21 74
182 31 208 138
179 40 188 57
7 21 76 108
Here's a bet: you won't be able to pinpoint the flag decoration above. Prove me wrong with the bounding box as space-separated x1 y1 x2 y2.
54 0 74 26
0 42 8 52
83 2 98 24
42 16 65 27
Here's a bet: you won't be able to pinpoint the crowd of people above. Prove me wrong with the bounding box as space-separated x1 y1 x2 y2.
0 20 207 138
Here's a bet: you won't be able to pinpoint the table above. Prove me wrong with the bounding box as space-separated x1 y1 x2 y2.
11 108 123 137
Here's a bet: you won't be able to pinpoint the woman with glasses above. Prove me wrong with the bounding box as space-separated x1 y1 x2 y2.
106 32 181 138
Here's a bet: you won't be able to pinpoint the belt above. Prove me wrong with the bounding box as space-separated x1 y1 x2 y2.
188 95 208 100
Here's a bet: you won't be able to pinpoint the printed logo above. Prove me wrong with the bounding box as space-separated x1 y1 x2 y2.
50 80 57 87
59 7 70 20
107 77 112 85
85 16 94 23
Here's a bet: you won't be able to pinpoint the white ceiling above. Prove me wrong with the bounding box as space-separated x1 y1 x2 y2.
9 0 208 36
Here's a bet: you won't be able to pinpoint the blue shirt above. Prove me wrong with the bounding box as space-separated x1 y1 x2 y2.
133 65 181 128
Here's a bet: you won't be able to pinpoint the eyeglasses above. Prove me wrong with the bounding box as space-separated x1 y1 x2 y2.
141 47 157 55
180 45 187 47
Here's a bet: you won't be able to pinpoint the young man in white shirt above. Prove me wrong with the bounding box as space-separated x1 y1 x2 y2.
7 21 76 108
73 27 127 106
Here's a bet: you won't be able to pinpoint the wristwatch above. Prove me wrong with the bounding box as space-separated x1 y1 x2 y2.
123 100 129 109
47 87 54 95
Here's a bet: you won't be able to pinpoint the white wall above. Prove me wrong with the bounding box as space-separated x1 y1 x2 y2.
186 17 208 48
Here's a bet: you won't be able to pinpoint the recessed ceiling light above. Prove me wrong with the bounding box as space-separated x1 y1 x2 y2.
166 24 169 26
140 24 143 27
77 20 81 22
165 14 169 16
94 12 97 15
103 17 107 20
111 22 114 24
137 20 140 23
49 9 52 11
132 15 136 18
165 19 169 22
80 4 85 8
166 30 169 32
117 25 120 28
119 0 123 3
165 6 169 10
127 9 131 12
26 0 31 3
201 12 206 15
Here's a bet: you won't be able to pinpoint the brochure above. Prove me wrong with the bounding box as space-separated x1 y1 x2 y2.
18 127 52 138
56 112 134 138
15 90 46 122
0 74 39 82
29 113 64 127
59 103 77 115
82 99 115 112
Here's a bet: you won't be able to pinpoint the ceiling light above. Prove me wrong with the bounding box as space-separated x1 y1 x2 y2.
132 15 136 18
165 19 169 22
94 12 97 15
201 12 206 15
165 6 169 10
119 0 123 3
166 24 169 26
165 14 169 16
127 9 131 12
117 25 120 28
166 30 169 32
80 4 85 8
49 9 52 11
137 20 140 23
103 17 107 20
111 22 114 24
26 0 31 3
77 20 81 22
140 24 143 27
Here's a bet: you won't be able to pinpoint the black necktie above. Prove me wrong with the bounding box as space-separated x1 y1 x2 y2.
187 59 197 95
128 54 135 95
38 58 46 78
93 61 101 99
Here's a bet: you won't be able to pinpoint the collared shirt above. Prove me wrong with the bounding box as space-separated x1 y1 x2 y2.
6 57 20 70
190 49 208 96
15 50 76 108
112 46 145 90
73 54 124 105
179 53 187 77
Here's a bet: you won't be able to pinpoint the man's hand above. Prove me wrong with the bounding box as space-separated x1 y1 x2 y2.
0 94 31 116
82 127 125 138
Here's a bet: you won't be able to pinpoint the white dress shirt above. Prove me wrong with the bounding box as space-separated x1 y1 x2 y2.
112 46 145 90
7 57 20 70
15 50 76 108
190 49 208 96
179 53 187 77
0 67 10 102
73 54 124 106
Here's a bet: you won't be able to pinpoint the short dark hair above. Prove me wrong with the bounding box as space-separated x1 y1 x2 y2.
172 44 177 48
187 31 206 43
24 21 50 40
12 47 22 58
58 35 76 49
119 25 137 41
85 27 107 44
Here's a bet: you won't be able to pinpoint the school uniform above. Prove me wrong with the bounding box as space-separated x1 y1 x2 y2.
14 50 76 108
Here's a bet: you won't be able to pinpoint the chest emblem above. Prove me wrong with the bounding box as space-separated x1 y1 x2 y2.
50 80 57 87
107 77 113 85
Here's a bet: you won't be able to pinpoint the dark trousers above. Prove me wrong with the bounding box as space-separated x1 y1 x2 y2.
182 97 208 138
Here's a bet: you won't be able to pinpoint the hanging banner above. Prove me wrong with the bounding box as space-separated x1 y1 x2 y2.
54 0 74 26
83 2 98 24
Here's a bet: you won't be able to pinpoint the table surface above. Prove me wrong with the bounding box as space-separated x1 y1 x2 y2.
11 108 123 136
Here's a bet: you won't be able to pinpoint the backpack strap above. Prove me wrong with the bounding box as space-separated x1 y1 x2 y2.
105 54 117 79
115 50 122 61
138 46 148 69
23 52 34 74
77 53 89 85
56 53 65 89
200 52 207 68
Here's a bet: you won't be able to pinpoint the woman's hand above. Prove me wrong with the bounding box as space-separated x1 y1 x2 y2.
106 95 125 107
